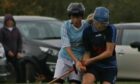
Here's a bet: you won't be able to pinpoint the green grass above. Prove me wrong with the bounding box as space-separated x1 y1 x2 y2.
4 79 140 84
116 82 140 84
62 81 140 84
52 82 140 84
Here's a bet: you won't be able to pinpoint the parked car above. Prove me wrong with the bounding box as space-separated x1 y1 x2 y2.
115 23 140 80
0 16 140 82
0 16 62 83
0 43 10 82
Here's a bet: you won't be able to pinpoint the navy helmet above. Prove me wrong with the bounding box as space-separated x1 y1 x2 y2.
93 7 109 23
67 3 85 17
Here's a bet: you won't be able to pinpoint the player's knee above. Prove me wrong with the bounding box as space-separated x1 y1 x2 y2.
102 81 111 84
53 79 64 84
82 73 96 84
69 80 81 84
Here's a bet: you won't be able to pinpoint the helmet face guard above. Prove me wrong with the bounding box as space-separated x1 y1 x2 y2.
94 16 109 23
94 19 109 27
68 11 84 17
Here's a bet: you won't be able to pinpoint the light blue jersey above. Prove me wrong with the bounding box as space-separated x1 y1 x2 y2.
58 20 89 61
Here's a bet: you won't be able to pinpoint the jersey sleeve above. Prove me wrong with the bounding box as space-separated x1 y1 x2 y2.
82 27 91 52
106 25 117 43
61 22 71 48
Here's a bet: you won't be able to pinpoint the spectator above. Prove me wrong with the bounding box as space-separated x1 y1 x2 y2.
0 14 23 83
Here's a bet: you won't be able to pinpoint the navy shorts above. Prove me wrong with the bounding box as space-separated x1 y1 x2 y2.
86 64 117 84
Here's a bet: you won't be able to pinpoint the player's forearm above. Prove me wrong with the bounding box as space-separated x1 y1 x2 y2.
82 52 90 61
65 47 79 62
90 50 113 63
91 43 115 63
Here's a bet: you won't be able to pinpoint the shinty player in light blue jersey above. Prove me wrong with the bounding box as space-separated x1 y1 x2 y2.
53 2 89 84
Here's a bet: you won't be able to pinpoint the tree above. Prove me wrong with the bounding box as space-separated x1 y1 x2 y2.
0 0 140 23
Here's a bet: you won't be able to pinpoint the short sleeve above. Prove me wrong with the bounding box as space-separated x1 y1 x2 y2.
82 26 92 52
61 22 71 48
106 25 117 43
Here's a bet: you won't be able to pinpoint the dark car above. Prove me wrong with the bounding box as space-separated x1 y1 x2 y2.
0 16 62 83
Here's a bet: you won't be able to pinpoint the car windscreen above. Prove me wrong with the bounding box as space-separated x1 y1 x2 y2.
17 20 62 40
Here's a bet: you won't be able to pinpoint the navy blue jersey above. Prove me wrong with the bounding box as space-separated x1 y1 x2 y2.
82 24 117 68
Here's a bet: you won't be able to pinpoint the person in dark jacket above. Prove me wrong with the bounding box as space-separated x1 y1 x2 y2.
0 14 22 83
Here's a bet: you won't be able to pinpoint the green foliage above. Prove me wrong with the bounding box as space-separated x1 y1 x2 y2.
0 0 140 23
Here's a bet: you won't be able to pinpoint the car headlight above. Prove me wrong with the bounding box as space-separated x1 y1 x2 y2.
0 43 5 58
39 46 58 56
39 46 49 52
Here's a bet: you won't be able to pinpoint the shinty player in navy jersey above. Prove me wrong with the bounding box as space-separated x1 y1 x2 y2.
82 7 117 84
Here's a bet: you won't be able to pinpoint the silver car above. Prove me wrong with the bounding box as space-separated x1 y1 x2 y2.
0 43 10 81
115 23 140 80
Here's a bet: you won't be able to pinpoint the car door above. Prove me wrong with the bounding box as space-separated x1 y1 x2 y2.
116 27 140 79
0 22 3 28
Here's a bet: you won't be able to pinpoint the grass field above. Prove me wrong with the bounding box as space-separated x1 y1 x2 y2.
116 82 140 84
29 81 140 84
63 81 140 84
65 82 140 84
2 81 140 84
2 79 140 84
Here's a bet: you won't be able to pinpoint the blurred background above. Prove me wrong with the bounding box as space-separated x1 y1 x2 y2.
0 0 140 84
0 0 140 22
